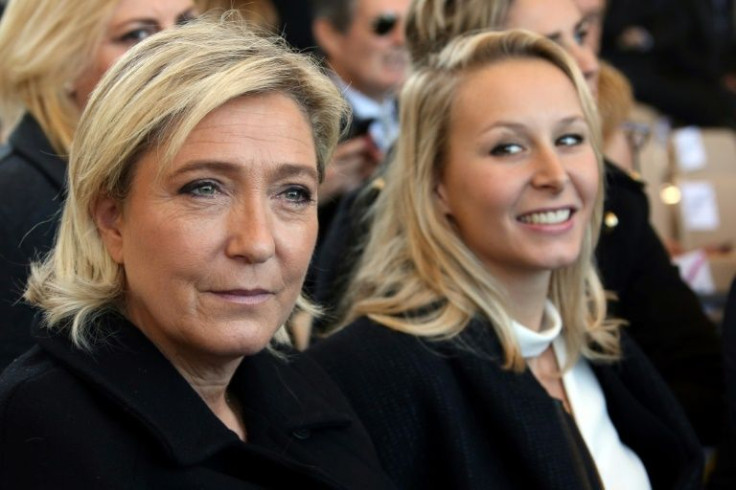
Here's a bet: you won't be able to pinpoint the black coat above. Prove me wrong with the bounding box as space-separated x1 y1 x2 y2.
309 316 704 490
0 114 66 371
0 313 396 489
312 161 725 445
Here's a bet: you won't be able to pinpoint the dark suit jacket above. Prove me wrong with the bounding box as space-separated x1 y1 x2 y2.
309 316 704 490
312 161 725 445
0 114 66 371
0 313 396 489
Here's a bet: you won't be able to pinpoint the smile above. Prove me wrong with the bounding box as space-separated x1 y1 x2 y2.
517 208 574 225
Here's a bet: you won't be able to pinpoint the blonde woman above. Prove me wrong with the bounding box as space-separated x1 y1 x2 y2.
0 0 196 370
309 30 702 489
0 16 395 489
314 0 724 449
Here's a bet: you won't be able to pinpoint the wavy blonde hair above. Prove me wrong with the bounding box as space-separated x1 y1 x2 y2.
0 0 119 153
25 14 348 349
343 29 620 371
406 0 512 66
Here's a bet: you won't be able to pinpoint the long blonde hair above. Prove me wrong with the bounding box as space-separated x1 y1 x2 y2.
25 14 348 349
344 30 620 371
0 0 119 153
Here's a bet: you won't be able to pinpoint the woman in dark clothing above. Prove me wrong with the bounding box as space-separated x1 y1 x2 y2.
309 29 703 489
313 0 724 446
0 0 197 371
0 17 394 489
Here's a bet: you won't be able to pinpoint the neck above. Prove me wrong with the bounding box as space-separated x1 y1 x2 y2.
173 357 247 441
492 267 551 331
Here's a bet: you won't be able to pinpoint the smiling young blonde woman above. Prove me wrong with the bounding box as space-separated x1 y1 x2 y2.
309 30 702 490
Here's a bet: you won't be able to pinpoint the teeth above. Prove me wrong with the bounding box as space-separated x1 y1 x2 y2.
519 209 571 225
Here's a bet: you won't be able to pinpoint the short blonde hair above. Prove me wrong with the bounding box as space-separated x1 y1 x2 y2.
406 0 512 66
25 14 348 348
344 29 620 371
0 0 119 153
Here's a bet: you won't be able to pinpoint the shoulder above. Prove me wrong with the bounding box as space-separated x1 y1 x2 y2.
309 317 446 384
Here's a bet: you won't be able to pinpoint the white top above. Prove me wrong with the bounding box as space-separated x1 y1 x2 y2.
332 75 399 153
512 302 652 490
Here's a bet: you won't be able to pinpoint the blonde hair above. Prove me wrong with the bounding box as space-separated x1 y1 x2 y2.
25 14 348 348
406 0 512 66
196 0 279 31
344 29 620 371
0 0 119 153
597 60 634 144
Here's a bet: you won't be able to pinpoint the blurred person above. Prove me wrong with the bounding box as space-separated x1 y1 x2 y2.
311 0 410 222
309 29 703 489
601 0 736 127
597 60 641 172
0 0 197 371
314 0 725 447
0 16 395 489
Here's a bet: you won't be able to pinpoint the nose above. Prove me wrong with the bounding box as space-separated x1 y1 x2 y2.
568 43 599 92
391 18 406 46
225 199 275 264
531 147 569 192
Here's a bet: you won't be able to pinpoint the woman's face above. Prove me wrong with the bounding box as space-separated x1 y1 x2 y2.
505 0 599 97
96 94 319 365
436 58 599 287
72 0 196 110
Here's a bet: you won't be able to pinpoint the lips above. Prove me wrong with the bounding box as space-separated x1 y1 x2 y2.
209 289 275 305
517 207 575 225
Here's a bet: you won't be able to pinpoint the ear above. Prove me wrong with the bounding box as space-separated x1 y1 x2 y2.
434 180 453 218
93 195 125 264
312 18 344 60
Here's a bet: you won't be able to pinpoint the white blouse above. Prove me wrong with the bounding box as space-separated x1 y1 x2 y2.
512 302 651 490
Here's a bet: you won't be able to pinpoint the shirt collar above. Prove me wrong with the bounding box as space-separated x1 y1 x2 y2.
512 301 563 358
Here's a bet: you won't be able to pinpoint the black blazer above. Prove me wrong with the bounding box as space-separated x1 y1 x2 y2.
0 114 66 371
0 313 396 489
312 161 725 445
309 317 704 490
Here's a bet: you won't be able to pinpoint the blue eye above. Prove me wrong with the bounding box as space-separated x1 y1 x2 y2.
574 26 589 46
180 180 221 197
557 134 584 146
281 186 313 205
490 143 523 156
117 26 157 45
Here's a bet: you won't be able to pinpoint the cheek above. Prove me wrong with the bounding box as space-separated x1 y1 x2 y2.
278 217 319 276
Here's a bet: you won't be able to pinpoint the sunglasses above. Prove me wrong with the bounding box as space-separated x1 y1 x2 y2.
372 12 400 36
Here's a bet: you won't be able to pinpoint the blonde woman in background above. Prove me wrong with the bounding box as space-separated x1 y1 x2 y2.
0 16 395 489
309 29 702 489
0 0 196 371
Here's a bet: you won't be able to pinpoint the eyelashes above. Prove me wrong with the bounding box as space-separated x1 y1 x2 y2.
178 179 315 208
488 133 586 157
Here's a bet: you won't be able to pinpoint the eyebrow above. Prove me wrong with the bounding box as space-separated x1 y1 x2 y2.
479 115 587 134
171 160 319 182
111 8 196 31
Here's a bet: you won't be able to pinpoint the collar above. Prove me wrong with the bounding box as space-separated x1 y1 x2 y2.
7 113 67 191
331 74 396 121
35 313 352 466
512 301 563 358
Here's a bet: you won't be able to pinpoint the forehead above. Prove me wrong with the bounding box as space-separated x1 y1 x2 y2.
451 58 582 126
108 0 193 23
353 0 410 20
505 0 582 35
